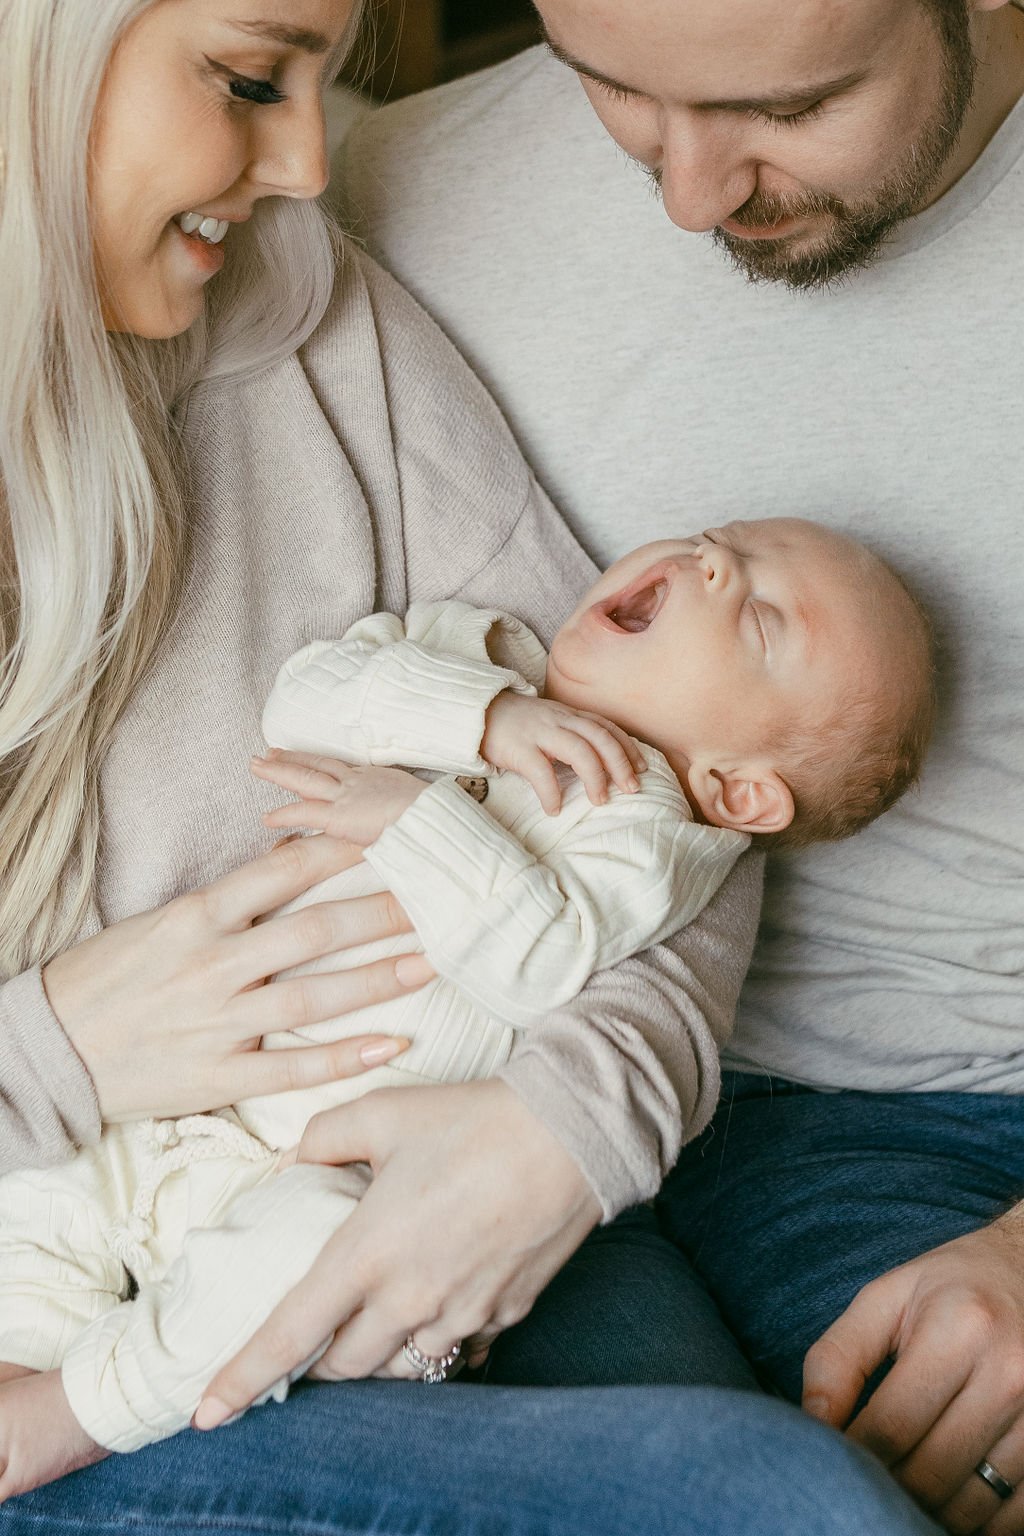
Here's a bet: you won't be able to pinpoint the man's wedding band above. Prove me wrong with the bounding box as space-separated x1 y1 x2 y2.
402 1336 462 1383
975 1459 1015 1500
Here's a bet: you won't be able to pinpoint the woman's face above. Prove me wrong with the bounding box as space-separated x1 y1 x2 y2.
90 0 353 338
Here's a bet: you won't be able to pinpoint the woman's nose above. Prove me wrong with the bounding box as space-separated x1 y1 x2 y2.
251 96 330 201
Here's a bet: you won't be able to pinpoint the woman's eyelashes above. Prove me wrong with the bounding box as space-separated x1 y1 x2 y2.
205 58 287 106
227 71 287 106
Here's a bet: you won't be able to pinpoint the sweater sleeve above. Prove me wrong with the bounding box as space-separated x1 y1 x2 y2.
303 250 765 1218
0 968 102 1173
365 775 748 1030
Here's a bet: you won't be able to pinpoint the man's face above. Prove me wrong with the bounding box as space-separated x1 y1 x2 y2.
534 0 976 288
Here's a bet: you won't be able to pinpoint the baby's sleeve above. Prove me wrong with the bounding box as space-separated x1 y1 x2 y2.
262 604 533 774
365 771 749 1029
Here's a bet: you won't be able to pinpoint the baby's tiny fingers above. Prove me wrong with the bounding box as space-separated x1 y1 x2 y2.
260 749 352 783
581 716 647 776
557 732 610 806
521 749 562 815
251 756 343 800
262 799 332 831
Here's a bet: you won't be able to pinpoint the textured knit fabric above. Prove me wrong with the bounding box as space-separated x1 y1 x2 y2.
0 247 763 1215
0 1115 363 1451
338 51 1024 1096
240 600 747 1147
0 600 744 1452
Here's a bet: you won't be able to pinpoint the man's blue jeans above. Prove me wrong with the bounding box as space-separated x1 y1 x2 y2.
657 1073 1024 1402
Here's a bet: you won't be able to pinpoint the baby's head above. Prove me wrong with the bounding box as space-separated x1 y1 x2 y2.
547 518 935 848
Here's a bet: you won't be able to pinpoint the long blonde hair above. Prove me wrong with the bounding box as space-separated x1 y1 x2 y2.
0 0 362 977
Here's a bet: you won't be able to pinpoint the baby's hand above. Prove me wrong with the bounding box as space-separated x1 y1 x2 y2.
252 751 427 848
481 692 646 815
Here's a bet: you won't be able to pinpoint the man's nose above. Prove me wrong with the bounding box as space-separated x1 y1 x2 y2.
657 113 757 233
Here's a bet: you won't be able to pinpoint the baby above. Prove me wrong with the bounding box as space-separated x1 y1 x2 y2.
0 518 934 1494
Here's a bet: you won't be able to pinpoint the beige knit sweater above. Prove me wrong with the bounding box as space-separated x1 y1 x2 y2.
0 249 762 1218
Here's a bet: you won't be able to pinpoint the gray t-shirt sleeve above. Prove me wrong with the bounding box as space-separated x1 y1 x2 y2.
0 968 101 1172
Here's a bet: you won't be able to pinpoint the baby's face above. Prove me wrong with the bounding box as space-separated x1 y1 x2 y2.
547 517 888 784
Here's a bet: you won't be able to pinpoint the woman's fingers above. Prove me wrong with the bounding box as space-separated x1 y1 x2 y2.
195 1083 600 1428
224 1033 410 1103
198 834 364 931
195 1241 366 1429
232 890 415 984
243 952 435 1035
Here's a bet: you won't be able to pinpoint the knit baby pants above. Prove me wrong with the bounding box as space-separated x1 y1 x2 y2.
0 1114 368 1451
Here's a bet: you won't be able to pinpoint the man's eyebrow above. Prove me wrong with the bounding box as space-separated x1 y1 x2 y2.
541 31 862 113
541 30 648 97
228 19 332 54
700 72 865 113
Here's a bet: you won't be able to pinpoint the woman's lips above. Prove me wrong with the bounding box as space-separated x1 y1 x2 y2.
172 219 226 275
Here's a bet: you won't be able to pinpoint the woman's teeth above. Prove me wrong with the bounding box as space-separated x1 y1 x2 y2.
176 212 230 245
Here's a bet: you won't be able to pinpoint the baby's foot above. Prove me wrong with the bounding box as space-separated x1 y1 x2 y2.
0 1369 108 1501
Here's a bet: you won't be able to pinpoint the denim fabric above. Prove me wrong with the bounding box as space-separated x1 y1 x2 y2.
0 1379 939 1535
659 1074 1024 1403
483 1204 758 1389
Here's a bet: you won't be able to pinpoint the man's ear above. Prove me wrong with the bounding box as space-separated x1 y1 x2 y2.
687 761 795 836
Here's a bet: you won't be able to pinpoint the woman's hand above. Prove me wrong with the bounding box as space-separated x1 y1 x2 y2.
803 1214 1024 1534
43 834 432 1123
481 693 646 815
194 1079 602 1423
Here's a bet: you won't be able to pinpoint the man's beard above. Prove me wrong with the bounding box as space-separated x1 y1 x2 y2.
651 12 976 290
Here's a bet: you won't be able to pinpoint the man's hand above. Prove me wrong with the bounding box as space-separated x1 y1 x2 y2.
193 1080 602 1424
803 1214 1024 1534
252 751 427 847
482 691 646 814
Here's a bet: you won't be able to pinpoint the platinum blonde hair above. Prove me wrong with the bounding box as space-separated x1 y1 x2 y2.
0 0 363 978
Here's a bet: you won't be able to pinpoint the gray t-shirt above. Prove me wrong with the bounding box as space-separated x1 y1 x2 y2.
339 47 1024 1094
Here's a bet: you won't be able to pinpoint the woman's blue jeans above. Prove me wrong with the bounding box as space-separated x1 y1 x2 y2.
1 1379 936 1535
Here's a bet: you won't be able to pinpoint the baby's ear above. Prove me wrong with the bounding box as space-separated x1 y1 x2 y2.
687 762 794 836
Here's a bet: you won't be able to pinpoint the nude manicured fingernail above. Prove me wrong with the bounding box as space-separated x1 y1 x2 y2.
395 954 434 987
193 1397 232 1431
360 1037 409 1065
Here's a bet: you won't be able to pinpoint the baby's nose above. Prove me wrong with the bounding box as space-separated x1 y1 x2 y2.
697 546 731 588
